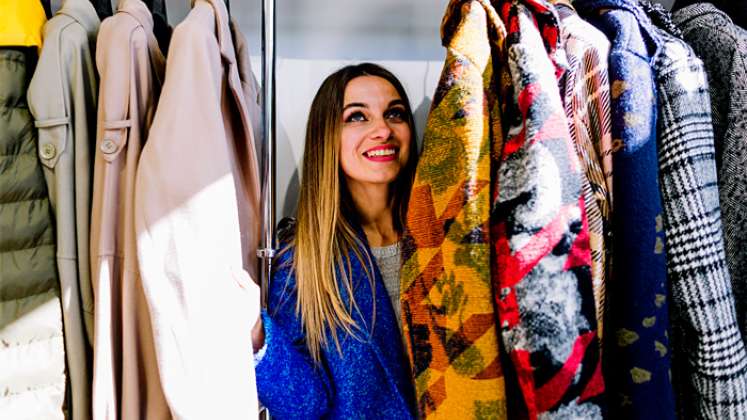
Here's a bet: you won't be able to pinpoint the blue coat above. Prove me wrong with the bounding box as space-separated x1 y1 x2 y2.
255 241 416 419
574 0 677 418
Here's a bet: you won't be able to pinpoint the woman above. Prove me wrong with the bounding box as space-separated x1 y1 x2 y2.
252 63 419 419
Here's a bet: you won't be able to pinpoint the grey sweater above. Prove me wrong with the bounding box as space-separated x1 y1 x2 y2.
371 243 402 332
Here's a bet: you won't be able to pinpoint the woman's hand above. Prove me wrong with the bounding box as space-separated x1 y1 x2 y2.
252 316 265 352
231 267 265 352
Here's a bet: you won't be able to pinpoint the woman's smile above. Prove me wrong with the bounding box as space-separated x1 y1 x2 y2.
363 144 399 161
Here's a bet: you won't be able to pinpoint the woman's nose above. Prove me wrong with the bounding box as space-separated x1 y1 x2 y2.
369 117 393 141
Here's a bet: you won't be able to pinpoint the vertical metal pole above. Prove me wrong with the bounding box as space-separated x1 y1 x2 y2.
258 0 276 308
257 0 276 417
257 0 276 420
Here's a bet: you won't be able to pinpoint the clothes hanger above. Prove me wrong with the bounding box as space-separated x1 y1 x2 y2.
89 0 113 19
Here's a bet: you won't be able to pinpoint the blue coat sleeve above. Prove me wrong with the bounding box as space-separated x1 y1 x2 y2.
255 252 331 418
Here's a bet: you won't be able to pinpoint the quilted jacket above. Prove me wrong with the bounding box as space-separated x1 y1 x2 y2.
0 48 66 419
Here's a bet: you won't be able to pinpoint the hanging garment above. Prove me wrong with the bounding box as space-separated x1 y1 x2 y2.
672 0 747 34
233 21 263 159
574 0 677 417
90 0 169 418
490 1 604 417
399 0 509 417
26 1 100 419
134 0 262 418
556 0 614 344
0 47 67 419
0 0 46 48
256 237 416 419
647 21 747 418
672 4 747 343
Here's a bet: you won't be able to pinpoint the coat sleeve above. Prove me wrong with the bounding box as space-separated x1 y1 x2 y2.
66 23 97 346
255 253 331 418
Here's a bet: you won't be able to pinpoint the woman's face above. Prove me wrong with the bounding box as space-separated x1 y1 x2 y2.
339 75 412 192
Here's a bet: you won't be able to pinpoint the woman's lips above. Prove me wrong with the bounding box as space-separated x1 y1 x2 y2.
363 145 398 162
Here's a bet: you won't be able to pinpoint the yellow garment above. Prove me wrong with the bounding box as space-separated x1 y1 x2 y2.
0 0 46 48
400 0 509 417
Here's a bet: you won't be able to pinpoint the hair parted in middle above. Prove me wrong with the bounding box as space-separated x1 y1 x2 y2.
282 62 419 362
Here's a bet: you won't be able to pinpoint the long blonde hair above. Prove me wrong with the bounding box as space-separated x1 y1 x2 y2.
288 63 418 362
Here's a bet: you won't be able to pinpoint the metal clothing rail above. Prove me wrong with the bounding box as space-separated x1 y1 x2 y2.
257 1 275 417
258 0 276 309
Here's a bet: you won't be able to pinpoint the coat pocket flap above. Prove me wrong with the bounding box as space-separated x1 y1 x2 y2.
35 117 69 169
100 119 132 162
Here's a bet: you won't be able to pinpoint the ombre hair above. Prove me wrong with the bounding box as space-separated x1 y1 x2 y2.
287 63 418 362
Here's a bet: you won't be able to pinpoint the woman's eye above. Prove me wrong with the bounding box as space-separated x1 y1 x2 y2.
386 108 406 122
345 111 367 123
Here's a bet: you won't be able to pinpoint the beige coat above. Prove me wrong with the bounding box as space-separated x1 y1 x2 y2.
134 0 262 417
90 0 169 418
27 1 100 418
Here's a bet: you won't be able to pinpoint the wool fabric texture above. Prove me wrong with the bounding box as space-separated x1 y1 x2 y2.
672 3 747 343
575 0 677 417
648 19 747 418
557 1 614 343
256 243 416 419
399 0 509 417
489 1 604 417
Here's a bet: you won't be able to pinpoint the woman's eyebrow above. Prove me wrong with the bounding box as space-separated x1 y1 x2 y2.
343 102 367 111
388 99 405 107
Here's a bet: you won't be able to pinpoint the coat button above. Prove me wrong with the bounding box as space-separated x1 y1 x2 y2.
500 287 511 299
40 143 56 160
101 139 117 154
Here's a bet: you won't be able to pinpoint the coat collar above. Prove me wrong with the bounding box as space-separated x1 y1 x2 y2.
575 0 660 59
57 0 100 40
192 0 237 66
274 221 415 413
671 2 732 27
118 0 154 34
342 230 415 412
117 0 166 87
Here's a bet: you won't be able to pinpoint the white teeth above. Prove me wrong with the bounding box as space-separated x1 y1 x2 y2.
366 149 396 157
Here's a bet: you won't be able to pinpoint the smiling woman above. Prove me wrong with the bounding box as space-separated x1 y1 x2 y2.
251 63 419 419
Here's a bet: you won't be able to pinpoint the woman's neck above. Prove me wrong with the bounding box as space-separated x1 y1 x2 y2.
347 182 399 247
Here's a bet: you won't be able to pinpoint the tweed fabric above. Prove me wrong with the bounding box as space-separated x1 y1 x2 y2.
557 2 614 343
575 0 677 417
672 3 747 342
400 0 509 417
488 2 604 417
650 24 747 419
